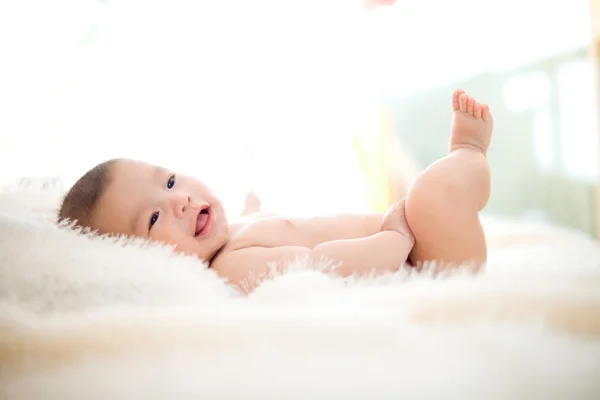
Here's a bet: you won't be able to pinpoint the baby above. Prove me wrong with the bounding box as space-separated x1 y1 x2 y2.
58 89 493 290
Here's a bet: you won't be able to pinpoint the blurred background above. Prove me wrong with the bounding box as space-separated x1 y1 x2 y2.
0 0 599 237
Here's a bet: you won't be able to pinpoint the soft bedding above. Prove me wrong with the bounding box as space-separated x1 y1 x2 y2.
1 199 600 399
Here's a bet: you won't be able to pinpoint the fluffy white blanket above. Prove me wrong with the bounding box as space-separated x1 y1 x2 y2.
1 205 600 399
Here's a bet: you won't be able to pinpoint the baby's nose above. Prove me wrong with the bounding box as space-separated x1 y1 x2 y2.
171 193 191 217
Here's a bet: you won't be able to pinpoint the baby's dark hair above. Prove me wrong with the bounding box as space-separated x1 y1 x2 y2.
57 158 120 228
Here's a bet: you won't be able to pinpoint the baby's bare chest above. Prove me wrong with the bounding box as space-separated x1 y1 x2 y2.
227 217 312 251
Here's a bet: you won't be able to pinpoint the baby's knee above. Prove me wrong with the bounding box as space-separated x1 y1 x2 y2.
409 157 486 213
406 166 462 212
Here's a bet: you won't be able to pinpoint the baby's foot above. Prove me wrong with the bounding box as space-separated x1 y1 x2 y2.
449 89 493 155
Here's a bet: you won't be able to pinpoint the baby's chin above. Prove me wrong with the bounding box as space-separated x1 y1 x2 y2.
196 233 228 262
194 245 223 263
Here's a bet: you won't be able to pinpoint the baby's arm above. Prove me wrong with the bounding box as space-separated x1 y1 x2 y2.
311 229 413 277
307 200 413 278
212 202 413 290
213 232 411 291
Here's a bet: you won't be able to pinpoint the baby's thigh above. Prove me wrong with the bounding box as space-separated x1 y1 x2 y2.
405 188 486 267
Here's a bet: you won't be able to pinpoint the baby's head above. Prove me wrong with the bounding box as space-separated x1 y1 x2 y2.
58 158 229 261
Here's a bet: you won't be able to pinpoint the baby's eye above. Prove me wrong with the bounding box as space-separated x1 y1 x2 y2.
167 174 176 189
149 212 159 230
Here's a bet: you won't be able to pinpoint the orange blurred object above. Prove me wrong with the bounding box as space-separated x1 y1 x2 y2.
363 0 397 9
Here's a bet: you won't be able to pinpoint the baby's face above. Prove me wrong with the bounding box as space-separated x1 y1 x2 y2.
93 159 228 261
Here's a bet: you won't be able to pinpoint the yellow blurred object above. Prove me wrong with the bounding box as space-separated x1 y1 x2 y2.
592 0 600 41
590 0 600 238
354 107 402 213
354 104 422 213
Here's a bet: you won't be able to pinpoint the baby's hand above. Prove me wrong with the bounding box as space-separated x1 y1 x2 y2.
381 199 415 245
241 189 262 216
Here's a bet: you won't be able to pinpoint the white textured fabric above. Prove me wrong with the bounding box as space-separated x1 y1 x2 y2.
1 205 600 399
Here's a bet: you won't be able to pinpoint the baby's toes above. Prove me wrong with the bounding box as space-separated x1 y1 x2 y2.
482 104 491 122
466 96 475 116
459 93 468 113
473 102 482 119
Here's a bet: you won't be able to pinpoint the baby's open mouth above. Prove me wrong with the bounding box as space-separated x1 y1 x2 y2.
195 207 211 237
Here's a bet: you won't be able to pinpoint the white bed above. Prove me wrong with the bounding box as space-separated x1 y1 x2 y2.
1 189 600 399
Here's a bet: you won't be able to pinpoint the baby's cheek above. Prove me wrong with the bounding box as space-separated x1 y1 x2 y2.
152 228 188 251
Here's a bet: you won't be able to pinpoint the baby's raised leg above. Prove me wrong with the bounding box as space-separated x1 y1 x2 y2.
405 89 493 267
